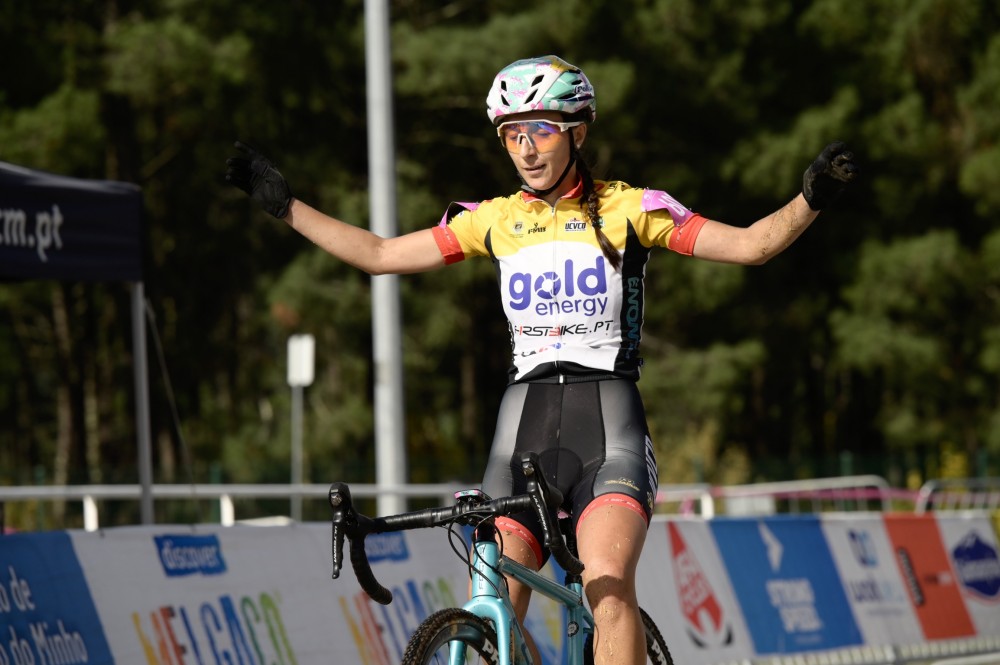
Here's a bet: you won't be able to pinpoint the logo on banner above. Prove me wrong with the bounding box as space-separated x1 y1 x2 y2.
841 528 906 605
668 523 733 648
849 529 878 567
884 514 975 639
154 534 227 577
757 523 823 633
366 533 410 564
340 577 462 664
952 530 1000 601
759 522 784 571
711 516 862 654
0 532 114 664
132 591 297 665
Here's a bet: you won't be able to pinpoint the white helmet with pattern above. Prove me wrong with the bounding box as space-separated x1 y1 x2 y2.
486 55 596 126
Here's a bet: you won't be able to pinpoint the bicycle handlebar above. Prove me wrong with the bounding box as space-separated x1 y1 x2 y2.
329 452 585 605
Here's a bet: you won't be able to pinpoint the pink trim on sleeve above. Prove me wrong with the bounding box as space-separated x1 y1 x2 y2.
642 188 694 225
438 201 481 226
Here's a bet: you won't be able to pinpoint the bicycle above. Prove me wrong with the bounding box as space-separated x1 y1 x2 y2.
329 451 674 665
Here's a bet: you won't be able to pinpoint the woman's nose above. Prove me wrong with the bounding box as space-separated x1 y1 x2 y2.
517 135 537 155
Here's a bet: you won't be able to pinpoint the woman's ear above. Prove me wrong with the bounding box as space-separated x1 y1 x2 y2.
573 124 588 149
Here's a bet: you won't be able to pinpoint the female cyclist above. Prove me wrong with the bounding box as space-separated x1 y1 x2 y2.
226 55 857 665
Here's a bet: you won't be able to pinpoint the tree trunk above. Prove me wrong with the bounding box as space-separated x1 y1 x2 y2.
51 284 75 522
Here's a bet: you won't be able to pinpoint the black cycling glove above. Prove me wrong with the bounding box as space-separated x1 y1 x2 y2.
802 141 858 211
225 141 293 219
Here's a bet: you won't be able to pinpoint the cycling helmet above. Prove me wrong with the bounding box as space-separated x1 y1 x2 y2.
486 55 596 125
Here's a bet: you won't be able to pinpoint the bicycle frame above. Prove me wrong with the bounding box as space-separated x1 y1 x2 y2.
329 453 599 664
458 525 595 665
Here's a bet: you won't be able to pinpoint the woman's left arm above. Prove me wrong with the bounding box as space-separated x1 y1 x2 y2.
690 142 858 266
691 194 818 265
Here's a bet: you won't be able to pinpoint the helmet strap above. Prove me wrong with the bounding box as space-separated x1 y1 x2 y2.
518 143 579 198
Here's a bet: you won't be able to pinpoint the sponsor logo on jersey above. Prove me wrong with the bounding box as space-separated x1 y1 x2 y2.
564 218 587 232
508 256 608 315
514 321 615 337
623 276 642 356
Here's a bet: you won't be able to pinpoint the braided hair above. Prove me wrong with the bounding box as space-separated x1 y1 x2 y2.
574 151 622 272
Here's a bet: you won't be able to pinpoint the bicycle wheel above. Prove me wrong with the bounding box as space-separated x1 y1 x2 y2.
639 607 674 665
402 608 501 665
584 606 674 665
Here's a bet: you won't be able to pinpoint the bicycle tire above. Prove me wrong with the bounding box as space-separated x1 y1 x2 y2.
584 606 674 665
402 608 501 665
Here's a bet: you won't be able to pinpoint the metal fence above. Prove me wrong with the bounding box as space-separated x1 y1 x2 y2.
2 475 999 532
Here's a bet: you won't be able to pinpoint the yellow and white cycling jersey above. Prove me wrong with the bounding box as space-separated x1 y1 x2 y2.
432 178 708 383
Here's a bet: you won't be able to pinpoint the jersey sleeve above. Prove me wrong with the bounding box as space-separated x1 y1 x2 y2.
431 201 490 264
637 188 708 256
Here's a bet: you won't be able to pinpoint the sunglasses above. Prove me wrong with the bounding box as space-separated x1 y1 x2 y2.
496 120 583 153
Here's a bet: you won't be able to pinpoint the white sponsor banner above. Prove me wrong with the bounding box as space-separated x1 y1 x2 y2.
48 512 1000 664
68 523 568 665
935 512 1000 636
637 517 754 665
68 523 470 664
820 513 924 645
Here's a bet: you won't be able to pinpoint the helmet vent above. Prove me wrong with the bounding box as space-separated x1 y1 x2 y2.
531 75 544 86
524 90 537 103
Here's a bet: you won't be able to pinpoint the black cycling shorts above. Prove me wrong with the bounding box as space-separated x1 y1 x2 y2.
480 378 658 566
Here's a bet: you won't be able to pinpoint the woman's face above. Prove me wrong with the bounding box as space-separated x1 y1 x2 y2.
497 111 587 194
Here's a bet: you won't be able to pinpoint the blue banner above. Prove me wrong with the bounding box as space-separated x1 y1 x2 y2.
710 515 862 655
0 531 113 664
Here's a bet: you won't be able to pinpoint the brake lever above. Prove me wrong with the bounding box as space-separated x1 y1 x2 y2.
519 453 584 575
329 483 351 579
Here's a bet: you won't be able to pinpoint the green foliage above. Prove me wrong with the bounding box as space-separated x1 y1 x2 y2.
0 85 106 175
3 0 1000 528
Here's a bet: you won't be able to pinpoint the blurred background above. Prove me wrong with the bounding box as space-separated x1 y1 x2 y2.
2 0 1000 529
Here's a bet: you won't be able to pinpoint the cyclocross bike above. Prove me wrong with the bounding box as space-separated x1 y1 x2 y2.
329 451 674 665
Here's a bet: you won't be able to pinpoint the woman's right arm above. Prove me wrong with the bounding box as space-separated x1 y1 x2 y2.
225 141 446 275
284 198 446 276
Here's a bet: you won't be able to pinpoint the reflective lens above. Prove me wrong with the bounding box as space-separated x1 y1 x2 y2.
497 120 582 153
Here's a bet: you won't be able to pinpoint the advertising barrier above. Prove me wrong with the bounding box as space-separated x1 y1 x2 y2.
1 512 999 664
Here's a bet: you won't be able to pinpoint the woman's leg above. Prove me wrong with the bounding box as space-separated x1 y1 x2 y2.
495 527 542 664
577 502 648 665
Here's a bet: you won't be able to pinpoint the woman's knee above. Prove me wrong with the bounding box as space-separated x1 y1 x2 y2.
584 566 636 608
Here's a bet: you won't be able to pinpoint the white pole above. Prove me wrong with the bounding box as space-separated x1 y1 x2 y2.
287 334 315 522
365 0 408 515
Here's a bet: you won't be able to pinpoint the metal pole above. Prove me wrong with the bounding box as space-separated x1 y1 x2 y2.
365 0 408 515
131 282 154 524
290 384 303 521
